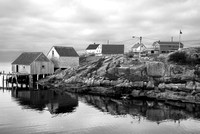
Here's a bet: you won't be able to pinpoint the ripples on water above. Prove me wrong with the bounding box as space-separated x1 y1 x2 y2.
1 87 200 134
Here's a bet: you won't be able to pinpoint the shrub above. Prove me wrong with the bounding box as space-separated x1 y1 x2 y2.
168 50 200 65
168 51 187 64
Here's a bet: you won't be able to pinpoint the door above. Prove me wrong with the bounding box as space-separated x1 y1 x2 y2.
16 65 19 72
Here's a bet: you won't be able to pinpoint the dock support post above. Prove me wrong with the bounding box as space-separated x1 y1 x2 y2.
37 74 39 81
2 71 4 89
29 75 33 88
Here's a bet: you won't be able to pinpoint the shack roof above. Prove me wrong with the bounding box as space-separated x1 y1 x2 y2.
86 44 100 50
12 52 49 65
132 43 146 48
102 44 124 54
154 41 184 47
53 46 79 57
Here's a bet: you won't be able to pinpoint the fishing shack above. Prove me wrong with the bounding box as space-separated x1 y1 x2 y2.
11 52 54 86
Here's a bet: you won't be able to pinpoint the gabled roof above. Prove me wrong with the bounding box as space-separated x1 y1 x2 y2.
12 52 47 65
102 44 124 54
154 41 184 46
86 44 100 50
53 46 79 57
132 43 146 48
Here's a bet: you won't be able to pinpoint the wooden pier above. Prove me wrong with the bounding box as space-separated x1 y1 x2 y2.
0 71 49 90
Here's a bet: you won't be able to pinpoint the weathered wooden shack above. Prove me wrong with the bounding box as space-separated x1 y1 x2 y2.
47 46 79 69
12 52 54 75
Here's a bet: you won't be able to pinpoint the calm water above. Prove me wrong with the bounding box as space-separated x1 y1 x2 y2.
1 63 200 134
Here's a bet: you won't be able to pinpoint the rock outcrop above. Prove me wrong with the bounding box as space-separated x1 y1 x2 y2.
38 54 200 104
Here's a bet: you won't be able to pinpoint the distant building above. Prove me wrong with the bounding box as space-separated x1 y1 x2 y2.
101 44 124 55
152 41 184 54
132 43 146 53
86 43 101 55
12 52 54 74
47 46 79 69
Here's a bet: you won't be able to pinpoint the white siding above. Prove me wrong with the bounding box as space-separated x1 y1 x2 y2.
12 64 31 74
86 45 102 55
132 46 146 52
47 47 60 59
86 49 96 54
59 57 79 68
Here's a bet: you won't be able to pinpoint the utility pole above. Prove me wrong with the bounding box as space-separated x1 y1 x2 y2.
179 30 182 50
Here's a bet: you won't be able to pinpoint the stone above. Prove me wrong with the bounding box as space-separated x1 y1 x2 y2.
131 90 140 97
132 81 144 87
186 81 196 90
147 80 154 89
195 82 200 91
146 61 165 77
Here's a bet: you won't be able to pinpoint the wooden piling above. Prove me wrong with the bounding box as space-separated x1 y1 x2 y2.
2 71 4 88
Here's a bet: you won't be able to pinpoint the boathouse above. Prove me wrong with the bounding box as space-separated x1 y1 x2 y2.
47 46 79 69
12 52 54 75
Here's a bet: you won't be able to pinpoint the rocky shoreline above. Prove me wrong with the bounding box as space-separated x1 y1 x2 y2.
39 52 200 104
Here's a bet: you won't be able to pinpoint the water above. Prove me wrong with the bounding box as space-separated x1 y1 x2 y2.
1 63 200 134
1 89 200 134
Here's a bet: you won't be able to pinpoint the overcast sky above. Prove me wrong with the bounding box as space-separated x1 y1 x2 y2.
0 0 200 60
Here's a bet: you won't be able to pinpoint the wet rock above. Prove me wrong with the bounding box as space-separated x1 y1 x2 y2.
146 61 165 77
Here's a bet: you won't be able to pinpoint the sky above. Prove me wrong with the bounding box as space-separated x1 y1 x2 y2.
0 0 200 62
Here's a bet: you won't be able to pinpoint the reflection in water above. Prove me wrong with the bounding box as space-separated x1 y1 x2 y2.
11 89 78 114
77 94 200 124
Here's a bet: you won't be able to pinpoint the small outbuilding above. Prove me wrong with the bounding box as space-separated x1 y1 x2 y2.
101 44 124 55
12 52 54 75
47 46 79 69
86 43 101 55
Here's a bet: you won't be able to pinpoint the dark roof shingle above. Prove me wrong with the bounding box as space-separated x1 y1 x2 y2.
54 46 79 57
102 44 124 54
12 52 42 65
132 43 145 48
156 41 184 46
86 44 100 50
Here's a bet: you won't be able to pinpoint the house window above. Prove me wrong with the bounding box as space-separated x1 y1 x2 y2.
52 50 54 57
42 65 45 69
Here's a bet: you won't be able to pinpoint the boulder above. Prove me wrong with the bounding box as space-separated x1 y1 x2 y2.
131 90 140 97
147 80 155 89
146 61 165 77
186 81 196 90
196 82 200 91
117 67 130 76
132 81 144 87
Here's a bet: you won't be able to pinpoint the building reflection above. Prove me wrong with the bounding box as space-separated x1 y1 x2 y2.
11 89 78 114
77 94 200 124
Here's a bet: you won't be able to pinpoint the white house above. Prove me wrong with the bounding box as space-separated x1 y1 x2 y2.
47 46 79 69
132 43 146 53
86 43 101 55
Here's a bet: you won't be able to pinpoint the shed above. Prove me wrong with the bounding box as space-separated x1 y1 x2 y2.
152 41 184 54
12 52 54 75
101 44 124 55
47 46 79 69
